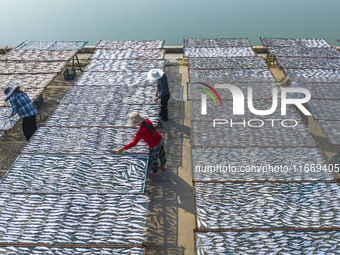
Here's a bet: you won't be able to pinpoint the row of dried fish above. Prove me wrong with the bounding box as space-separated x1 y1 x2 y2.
84 59 165 72
195 182 340 229
267 46 340 57
284 69 340 82
191 100 301 121
260 37 331 48
308 99 340 120
298 82 340 99
0 154 148 193
0 193 149 245
0 50 78 62
196 231 340 254
75 72 156 86
189 57 267 69
184 47 256 58
16 41 87 51
277 56 340 69
21 127 148 154
184 38 252 48
318 120 340 145
95 40 164 50
192 147 331 181
45 104 159 127
189 69 276 83
0 107 20 131
192 121 315 147
0 61 67 74
0 247 145 255
90 49 165 60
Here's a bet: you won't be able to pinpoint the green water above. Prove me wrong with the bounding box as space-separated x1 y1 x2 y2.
1 0 340 47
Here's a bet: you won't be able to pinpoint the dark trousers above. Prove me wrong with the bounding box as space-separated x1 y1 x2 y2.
160 93 170 121
22 114 37 141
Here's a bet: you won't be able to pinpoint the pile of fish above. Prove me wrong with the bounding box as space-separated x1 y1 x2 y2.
84 59 165 72
96 40 164 50
318 120 340 145
195 182 340 229
75 72 156 86
189 69 275 83
0 107 20 131
189 56 268 69
0 154 148 193
90 49 165 60
308 99 340 120
0 61 67 74
0 193 149 245
0 50 78 62
16 41 87 51
284 69 340 82
45 104 159 127
192 147 330 181
297 82 340 99
184 47 256 58
276 56 340 69
184 38 252 48
21 127 148 154
266 46 340 57
0 247 145 255
196 231 340 254
260 37 331 48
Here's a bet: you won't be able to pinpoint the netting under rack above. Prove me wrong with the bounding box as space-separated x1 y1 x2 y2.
84 59 165 72
95 40 165 50
318 120 340 145
0 154 148 193
192 147 330 181
284 69 340 82
260 37 331 48
308 99 340 120
16 41 88 51
189 69 275 83
298 82 340 99
189 57 268 69
192 122 315 147
0 50 78 62
196 231 340 254
0 107 20 131
90 49 165 60
276 57 340 69
191 100 301 121
184 47 256 58
21 127 148 154
195 182 340 229
75 72 156 86
45 104 159 127
0 193 149 245
0 61 67 74
184 38 252 48
266 46 340 57
0 247 145 255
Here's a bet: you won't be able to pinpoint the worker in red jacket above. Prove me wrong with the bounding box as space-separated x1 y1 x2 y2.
117 112 167 176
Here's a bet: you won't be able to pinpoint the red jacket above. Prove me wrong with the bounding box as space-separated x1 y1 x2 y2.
124 119 162 150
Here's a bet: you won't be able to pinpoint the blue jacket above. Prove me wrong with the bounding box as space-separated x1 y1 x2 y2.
157 74 170 99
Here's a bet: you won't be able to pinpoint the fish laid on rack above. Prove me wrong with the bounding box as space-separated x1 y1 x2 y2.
196 231 340 254
195 182 340 229
0 61 67 74
0 247 145 255
0 193 149 245
16 40 87 51
95 40 165 50
15 41 55 50
317 120 340 145
276 57 340 69
21 127 148 154
45 104 159 127
260 37 331 48
117 86 158 104
189 69 275 84
0 132 4 139
0 154 148 193
267 46 340 57
84 59 165 72
184 47 256 58
192 122 315 147
75 72 156 86
284 69 340 83
184 38 252 48
189 57 268 69
192 147 331 181
0 50 78 62
298 82 340 99
308 99 340 120
0 107 20 131
90 49 165 60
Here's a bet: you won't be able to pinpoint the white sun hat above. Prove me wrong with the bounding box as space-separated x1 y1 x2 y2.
147 69 163 80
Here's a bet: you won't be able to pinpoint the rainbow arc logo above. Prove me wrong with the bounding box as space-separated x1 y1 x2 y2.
197 82 223 106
